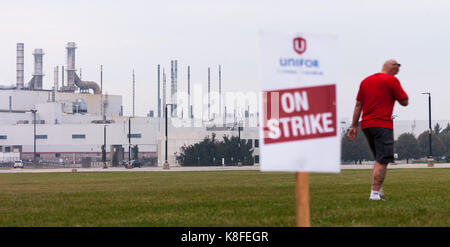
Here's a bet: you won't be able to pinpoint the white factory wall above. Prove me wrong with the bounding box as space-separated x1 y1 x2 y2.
0 120 159 152
0 89 122 117
157 127 260 166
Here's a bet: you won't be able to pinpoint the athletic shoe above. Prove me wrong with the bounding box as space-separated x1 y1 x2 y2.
369 194 384 201
379 188 386 200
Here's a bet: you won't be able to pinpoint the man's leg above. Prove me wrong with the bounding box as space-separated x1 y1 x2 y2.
371 161 387 191
370 161 388 200
369 128 393 200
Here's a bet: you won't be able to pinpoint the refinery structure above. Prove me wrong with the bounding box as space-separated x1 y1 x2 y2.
0 42 260 167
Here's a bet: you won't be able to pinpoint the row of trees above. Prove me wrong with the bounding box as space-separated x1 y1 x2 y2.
176 124 449 166
342 123 450 164
175 133 254 166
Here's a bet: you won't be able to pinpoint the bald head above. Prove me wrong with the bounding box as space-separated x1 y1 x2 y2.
382 59 401 76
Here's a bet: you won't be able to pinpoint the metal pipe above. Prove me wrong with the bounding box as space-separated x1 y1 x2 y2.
158 64 161 118
128 117 131 162
165 105 168 162
170 60 178 117
208 67 211 118
53 66 58 102
30 109 37 165
62 65 64 87
174 60 178 116
188 66 191 119
74 73 101 94
163 69 166 118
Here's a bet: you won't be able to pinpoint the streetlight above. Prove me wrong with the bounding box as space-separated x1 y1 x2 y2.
128 117 131 164
103 125 108 169
164 104 174 169
422 92 434 167
30 109 37 166
237 121 243 167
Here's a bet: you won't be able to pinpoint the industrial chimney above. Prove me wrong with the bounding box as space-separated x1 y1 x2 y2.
170 60 178 117
66 42 77 89
32 49 44 89
62 42 100 94
53 66 58 102
16 43 24 89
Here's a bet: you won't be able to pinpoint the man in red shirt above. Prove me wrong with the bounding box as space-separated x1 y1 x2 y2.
348 59 409 201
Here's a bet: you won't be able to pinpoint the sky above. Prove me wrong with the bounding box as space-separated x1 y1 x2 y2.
1 0 449 121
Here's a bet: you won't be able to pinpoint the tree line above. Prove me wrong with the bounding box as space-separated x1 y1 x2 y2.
175 123 450 166
342 123 450 164
175 133 254 166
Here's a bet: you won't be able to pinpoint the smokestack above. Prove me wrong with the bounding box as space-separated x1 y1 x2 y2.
219 65 222 120
132 69 135 117
163 68 166 118
188 66 191 119
32 49 45 89
208 67 210 120
158 64 161 118
53 66 58 102
16 43 24 89
61 65 64 87
170 60 178 117
175 60 177 117
66 42 77 89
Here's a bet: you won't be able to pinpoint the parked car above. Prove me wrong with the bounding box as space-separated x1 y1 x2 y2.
121 160 128 167
130 160 141 168
13 160 24 168
122 160 141 168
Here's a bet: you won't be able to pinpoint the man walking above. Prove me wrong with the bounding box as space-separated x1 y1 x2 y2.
348 59 409 200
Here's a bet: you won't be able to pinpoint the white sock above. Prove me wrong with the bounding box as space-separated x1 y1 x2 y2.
379 187 384 197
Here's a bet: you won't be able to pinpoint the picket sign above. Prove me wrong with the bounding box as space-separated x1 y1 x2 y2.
259 31 341 227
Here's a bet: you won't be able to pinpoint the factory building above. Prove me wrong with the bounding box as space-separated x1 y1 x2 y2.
0 42 260 167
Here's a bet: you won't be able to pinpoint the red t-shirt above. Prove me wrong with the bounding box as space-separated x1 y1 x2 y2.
356 73 408 130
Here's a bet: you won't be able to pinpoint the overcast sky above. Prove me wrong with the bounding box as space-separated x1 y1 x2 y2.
1 0 449 121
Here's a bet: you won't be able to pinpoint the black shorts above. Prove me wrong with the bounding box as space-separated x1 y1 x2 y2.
362 127 394 164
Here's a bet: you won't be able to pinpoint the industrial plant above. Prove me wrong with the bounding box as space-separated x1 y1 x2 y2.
0 42 260 167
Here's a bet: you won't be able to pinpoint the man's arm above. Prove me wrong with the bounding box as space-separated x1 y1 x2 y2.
399 96 409 106
348 101 362 141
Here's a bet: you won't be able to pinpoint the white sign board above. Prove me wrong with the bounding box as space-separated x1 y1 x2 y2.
259 31 340 173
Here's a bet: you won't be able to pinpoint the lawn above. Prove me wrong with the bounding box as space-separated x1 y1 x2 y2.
0 169 448 226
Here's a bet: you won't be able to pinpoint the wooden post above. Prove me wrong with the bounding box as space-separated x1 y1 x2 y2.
296 172 310 227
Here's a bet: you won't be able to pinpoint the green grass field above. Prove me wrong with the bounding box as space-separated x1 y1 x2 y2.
0 169 448 227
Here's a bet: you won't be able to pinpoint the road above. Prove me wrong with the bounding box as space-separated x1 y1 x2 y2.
1 163 449 173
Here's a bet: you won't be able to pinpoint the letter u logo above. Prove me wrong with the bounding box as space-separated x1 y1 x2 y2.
293 37 307 55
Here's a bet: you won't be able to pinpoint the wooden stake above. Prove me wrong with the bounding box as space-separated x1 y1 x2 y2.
296 172 310 227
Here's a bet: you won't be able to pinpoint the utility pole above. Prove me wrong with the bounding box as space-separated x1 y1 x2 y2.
100 65 104 120
164 104 174 169
422 92 434 167
238 121 243 166
103 125 108 169
132 70 135 117
128 117 131 164
31 109 37 166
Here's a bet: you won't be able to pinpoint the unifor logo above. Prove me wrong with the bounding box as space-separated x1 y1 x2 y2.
293 37 306 55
